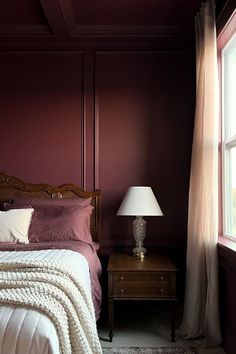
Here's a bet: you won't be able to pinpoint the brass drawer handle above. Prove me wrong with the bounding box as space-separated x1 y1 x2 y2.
120 276 124 281
161 288 164 293
160 276 164 280
120 288 124 293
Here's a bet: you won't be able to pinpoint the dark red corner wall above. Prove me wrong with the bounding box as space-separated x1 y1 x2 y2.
0 44 195 252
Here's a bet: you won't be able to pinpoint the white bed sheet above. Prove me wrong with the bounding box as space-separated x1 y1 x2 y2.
0 249 92 354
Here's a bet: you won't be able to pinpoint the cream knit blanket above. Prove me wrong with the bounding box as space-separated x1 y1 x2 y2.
0 260 102 354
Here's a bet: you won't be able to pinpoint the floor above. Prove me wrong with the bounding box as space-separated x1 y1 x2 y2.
97 302 226 354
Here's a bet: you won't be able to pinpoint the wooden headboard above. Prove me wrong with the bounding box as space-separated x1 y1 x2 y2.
0 173 102 243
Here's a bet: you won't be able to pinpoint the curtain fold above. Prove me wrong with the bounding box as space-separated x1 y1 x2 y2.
180 0 222 347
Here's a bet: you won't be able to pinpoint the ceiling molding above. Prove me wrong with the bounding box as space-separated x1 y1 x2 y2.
0 24 51 36
39 0 69 37
57 0 76 35
0 33 195 52
70 24 188 38
0 1 197 49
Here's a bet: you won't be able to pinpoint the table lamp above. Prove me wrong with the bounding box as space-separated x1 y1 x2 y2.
117 186 163 258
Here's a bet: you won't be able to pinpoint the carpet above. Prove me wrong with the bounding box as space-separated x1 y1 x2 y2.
102 347 196 354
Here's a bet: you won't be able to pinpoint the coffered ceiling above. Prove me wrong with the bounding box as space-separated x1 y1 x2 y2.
0 0 228 47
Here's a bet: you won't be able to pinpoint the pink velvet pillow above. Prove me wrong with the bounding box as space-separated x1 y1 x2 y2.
29 204 93 243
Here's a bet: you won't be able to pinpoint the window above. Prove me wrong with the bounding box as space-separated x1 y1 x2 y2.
222 33 236 239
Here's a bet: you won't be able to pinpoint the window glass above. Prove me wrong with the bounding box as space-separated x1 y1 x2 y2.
232 147 236 235
223 35 236 139
225 145 236 235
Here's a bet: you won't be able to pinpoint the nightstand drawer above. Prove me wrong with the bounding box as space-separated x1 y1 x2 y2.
112 272 173 298
114 272 168 283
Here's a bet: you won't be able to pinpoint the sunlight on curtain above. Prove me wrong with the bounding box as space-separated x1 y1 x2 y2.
179 0 222 347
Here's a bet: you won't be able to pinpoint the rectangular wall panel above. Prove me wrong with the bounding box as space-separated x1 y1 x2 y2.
0 52 84 186
95 51 195 249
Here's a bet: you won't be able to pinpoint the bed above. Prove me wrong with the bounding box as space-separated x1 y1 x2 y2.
0 172 103 354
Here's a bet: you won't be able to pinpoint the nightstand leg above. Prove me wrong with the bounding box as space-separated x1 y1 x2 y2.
108 298 113 342
171 301 176 342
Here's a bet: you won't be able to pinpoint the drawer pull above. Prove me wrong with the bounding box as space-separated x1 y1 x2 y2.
160 276 164 280
120 276 124 281
161 288 164 293
120 289 124 293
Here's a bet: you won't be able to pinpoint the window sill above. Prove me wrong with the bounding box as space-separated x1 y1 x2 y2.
218 235 236 253
218 235 236 273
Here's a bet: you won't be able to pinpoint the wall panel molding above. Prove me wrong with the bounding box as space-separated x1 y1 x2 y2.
94 49 193 190
0 51 86 186
83 49 97 191
94 49 194 245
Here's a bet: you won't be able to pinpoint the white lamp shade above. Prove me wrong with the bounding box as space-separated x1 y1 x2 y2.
117 186 163 216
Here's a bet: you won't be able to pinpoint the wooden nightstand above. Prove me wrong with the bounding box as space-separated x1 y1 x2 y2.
107 253 177 342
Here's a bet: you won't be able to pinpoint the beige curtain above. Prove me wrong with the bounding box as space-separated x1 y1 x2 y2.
180 0 222 347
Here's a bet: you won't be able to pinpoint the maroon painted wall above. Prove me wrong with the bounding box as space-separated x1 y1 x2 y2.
96 51 194 250
0 44 195 254
0 52 84 186
219 244 236 354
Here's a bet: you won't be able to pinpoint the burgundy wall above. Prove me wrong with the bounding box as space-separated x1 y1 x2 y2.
219 244 236 354
96 51 194 250
0 42 195 254
0 52 84 186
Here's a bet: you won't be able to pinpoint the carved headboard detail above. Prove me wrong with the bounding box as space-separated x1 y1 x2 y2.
0 173 102 243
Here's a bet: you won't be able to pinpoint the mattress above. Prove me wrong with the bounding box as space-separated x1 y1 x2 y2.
0 246 101 354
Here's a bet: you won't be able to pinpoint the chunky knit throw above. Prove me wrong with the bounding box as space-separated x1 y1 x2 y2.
0 260 102 354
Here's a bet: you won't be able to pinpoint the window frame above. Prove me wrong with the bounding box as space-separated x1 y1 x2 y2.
221 30 236 240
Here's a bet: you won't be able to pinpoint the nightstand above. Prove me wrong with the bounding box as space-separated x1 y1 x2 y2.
107 253 177 342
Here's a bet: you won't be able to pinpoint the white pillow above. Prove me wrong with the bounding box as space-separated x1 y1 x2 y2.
0 208 34 244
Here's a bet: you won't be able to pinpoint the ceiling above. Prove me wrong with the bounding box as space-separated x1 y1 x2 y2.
0 0 227 47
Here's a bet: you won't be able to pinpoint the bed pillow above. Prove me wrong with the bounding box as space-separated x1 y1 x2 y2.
0 208 34 244
29 204 93 244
